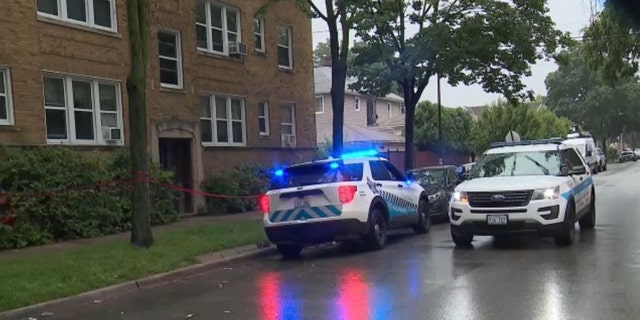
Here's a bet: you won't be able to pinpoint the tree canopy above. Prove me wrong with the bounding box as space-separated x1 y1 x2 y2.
470 100 572 154
545 45 640 145
347 0 571 169
414 101 472 154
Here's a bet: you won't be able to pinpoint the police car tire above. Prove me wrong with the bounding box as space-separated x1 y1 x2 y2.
364 208 387 250
579 191 596 230
554 202 576 246
277 244 303 259
413 199 431 234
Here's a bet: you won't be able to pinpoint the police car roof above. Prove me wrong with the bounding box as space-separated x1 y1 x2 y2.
287 156 385 168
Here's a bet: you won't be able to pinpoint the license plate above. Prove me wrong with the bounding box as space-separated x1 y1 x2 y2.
487 215 508 225
294 199 309 208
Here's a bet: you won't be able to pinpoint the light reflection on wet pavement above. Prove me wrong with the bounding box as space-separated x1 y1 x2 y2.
7 163 640 320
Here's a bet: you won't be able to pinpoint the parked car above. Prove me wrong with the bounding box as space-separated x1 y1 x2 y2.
594 147 607 172
619 150 637 162
459 162 475 180
407 165 460 222
259 151 431 258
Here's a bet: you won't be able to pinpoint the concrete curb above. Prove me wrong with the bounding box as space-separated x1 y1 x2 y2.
0 244 277 319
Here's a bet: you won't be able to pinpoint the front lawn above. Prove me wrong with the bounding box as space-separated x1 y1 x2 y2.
0 220 266 312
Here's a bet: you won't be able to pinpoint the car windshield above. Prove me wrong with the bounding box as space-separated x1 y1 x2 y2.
471 150 562 178
269 162 364 189
412 169 446 186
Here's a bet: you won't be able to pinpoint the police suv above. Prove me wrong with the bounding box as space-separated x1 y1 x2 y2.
259 150 431 258
449 138 596 247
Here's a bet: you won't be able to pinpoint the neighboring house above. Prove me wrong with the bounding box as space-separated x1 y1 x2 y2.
0 0 315 213
314 65 405 151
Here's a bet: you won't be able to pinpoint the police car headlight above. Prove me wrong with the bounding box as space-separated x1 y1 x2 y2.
452 191 468 203
531 186 560 200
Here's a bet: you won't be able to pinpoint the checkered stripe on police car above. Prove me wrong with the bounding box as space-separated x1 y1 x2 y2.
269 205 342 223
379 190 418 214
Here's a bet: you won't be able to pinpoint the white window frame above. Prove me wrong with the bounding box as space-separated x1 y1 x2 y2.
281 103 296 137
37 0 118 33
0 67 14 126
315 96 324 114
258 101 270 136
200 94 246 147
158 28 183 89
277 25 293 69
355 97 360 111
254 17 265 52
43 73 124 146
196 0 241 56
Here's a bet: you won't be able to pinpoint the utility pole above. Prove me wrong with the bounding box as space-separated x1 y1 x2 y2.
437 73 442 165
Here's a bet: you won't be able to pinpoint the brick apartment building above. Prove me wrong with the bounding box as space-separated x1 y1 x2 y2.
0 0 316 213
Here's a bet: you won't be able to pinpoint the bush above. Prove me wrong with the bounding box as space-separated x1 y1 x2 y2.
201 164 272 215
0 147 179 250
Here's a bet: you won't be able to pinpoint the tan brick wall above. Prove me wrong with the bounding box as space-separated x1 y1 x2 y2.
0 0 316 168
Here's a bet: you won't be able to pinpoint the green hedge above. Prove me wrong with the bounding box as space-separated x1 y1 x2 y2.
605 147 619 162
0 147 179 250
201 164 273 215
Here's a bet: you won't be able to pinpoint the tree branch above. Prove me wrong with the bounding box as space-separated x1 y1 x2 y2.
307 0 328 21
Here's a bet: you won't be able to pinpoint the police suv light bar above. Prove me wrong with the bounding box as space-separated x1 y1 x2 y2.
490 138 564 148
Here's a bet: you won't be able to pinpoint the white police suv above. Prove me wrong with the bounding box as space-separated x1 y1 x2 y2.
258 150 431 258
449 138 596 247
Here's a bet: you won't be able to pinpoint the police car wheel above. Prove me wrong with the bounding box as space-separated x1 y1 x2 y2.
364 208 387 250
277 244 303 259
579 190 596 230
554 202 576 246
451 226 473 247
413 199 431 234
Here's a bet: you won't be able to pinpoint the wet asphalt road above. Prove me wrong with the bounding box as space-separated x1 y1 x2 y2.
9 162 640 320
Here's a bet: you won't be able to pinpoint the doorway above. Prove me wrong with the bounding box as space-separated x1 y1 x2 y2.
159 138 193 213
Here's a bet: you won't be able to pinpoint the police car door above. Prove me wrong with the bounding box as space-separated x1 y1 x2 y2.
368 160 413 223
564 147 591 213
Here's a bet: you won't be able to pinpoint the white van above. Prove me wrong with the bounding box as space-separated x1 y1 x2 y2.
563 132 598 172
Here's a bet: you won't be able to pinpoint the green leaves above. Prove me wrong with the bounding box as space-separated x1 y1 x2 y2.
470 100 571 153
414 101 473 153
349 0 570 103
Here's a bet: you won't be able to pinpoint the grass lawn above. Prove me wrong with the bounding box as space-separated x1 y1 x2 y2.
0 220 267 312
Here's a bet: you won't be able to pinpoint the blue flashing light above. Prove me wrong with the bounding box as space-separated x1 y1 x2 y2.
340 149 379 159
329 162 339 169
274 169 284 177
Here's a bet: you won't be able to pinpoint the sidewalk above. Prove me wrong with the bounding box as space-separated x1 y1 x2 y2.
0 211 263 262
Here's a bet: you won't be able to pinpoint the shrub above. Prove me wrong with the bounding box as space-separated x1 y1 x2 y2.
201 164 272 215
0 147 179 250
605 147 619 162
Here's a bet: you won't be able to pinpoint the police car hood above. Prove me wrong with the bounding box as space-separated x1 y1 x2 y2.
456 176 568 192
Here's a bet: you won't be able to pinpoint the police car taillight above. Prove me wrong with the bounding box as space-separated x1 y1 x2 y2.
258 194 270 214
338 185 357 204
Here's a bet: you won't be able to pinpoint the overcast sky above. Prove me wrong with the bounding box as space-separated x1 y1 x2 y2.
310 0 599 107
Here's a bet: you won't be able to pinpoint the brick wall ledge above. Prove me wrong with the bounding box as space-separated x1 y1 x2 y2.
202 146 317 152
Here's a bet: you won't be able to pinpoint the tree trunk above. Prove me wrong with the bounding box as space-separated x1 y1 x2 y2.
127 0 153 248
404 101 417 171
330 62 346 157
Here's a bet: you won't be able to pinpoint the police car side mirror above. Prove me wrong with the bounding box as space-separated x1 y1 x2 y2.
586 151 592 157
404 172 415 182
568 165 587 176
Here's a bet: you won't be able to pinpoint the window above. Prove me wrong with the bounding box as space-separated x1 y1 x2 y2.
280 103 296 136
258 101 269 136
277 25 293 69
254 17 265 52
270 162 364 190
315 96 324 113
158 29 183 88
369 160 403 181
200 95 246 146
43 75 123 144
37 0 116 31
471 150 562 178
387 103 392 117
0 68 14 125
196 0 241 55
355 97 360 111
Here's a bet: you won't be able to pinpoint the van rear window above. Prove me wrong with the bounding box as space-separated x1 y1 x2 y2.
269 162 364 190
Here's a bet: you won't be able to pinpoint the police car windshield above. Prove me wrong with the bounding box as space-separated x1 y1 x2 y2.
269 162 364 190
471 150 562 178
